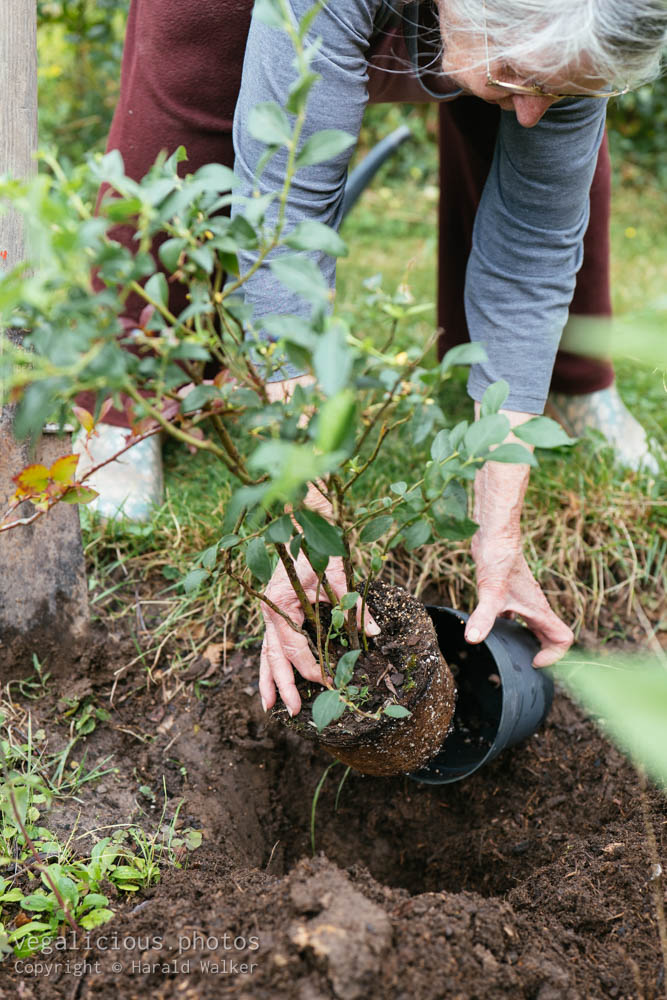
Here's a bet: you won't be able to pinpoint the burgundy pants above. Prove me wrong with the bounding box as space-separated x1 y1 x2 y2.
85 0 614 426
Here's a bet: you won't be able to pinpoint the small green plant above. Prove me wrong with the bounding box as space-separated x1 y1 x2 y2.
0 0 574 735
61 694 111 736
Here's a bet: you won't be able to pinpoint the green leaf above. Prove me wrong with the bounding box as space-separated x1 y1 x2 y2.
270 254 329 305
383 704 412 719
390 481 407 496
295 510 346 556
311 689 346 731
179 384 221 414
265 515 294 544
448 420 468 450
480 380 509 417
556 654 667 784
192 162 236 192
215 534 239 552
514 416 577 449
143 272 168 312
8 921 52 943
331 608 345 629
485 443 537 467
430 429 452 463
339 592 359 611
201 544 219 570
335 649 361 688
313 323 352 396
316 389 357 453
247 102 291 146
245 537 273 583
304 545 329 574
253 0 285 28
439 342 488 376
360 515 393 544
182 568 209 593
285 221 348 257
290 534 303 559
79 908 115 930
286 71 320 115
20 894 52 912
402 520 431 551
61 486 98 505
184 829 203 850
463 414 510 456
79 893 109 911
158 238 185 274
296 129 356 169
431 515 479 541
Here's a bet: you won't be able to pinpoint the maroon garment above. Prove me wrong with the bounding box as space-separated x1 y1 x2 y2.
83 0 614 426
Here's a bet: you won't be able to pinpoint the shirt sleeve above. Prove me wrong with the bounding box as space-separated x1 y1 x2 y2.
231 0 382 381
464 98 607 413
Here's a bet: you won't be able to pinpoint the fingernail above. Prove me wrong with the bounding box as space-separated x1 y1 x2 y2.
286 705 294 717
466 627 480 643
260 696 268 713
367 621 381 635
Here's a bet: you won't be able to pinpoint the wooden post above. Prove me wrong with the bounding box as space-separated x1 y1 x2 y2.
0 0 89 666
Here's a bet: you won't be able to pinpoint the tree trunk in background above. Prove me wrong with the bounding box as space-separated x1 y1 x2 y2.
0 0 89 665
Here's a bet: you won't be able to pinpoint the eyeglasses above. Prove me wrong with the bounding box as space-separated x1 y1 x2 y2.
482 1 630 100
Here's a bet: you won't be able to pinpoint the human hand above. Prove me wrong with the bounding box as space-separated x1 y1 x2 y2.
464 407 574 667
259 550 381 716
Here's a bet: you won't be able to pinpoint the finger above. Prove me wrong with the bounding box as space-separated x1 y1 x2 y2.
356 600 381 636
506 580 574 668
259 634 277 712
264 622 302 716
270 614 324 685
465 589 506 644
529 618 574 668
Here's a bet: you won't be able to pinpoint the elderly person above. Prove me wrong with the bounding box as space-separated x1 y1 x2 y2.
83 0 666 712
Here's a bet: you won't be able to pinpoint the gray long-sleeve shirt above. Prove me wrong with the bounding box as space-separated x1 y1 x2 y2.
231 0 607 413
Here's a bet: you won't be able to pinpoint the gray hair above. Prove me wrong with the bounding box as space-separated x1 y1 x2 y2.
438 0 667 89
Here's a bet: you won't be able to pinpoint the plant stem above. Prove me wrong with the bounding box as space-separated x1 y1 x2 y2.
275 543 318 627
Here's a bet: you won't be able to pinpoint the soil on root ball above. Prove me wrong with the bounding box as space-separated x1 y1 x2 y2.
274 579 457 777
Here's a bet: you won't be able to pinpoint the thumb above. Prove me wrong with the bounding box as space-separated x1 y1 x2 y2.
465 592 504 645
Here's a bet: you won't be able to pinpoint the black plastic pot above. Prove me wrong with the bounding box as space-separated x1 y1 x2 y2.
409 606 554 785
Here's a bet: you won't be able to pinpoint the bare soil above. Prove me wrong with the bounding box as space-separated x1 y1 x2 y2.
0 618 665 1000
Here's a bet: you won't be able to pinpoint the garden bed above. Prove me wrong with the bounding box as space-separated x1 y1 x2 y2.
0 620 665 1000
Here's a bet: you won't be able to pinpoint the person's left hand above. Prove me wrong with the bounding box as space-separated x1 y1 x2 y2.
464 406 574 667
259 550 380 716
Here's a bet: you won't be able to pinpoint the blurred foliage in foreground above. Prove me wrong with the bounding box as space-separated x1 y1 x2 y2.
557 654 667 787
35 0 667 186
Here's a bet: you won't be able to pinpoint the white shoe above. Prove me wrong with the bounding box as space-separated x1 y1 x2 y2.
547 384 661 474
72 424 164 522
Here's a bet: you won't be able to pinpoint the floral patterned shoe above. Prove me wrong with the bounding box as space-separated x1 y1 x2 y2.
72 424 164 522
546 384 660 474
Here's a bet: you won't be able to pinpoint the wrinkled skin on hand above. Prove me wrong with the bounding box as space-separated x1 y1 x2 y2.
464 406 574 667
259 550 380 717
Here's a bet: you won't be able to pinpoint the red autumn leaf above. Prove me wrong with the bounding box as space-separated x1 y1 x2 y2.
99 398 113 423
131 416 159 437
49 454 79 484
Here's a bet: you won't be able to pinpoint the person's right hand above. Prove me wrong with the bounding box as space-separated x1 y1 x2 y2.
259 550 381 716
